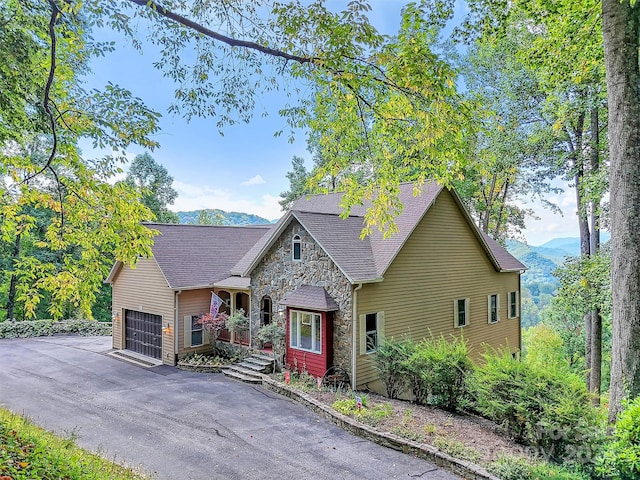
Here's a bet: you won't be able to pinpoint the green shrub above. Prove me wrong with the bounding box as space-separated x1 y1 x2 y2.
597 396 640 479
255 322 285 346
225 309 249 334
403 335 473 411
488 455 589 480
469 349 605 464
374 337 414 399
0 319 112 338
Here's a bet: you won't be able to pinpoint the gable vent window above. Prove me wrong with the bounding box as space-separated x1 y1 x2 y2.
292 234 302 261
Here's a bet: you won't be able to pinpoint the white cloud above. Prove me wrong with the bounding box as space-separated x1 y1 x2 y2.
241 175 266 186
520 189 579 245
171 181 283 221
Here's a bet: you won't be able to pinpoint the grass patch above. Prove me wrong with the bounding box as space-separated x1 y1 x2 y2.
0 408 151 480
331 395 393 427
433 437 482 463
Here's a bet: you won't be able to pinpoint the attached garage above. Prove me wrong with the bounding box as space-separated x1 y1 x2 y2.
124 310 163 359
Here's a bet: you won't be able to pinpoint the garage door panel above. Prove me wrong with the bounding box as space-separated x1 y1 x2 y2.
124 310 162 359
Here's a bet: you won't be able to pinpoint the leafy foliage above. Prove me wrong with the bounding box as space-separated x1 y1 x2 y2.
225 308 249 334
487 455 589 480
403 335 473 412
196 312 228 354
597 396 640 479
374 335 472 411
373 337 413 399
255 322 285 346
469 341 605 464
123 152 179 224
1 1 160 320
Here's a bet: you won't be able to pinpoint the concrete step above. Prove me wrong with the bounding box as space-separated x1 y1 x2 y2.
222 368 263 384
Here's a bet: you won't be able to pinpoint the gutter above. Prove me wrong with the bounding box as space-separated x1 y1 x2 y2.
351 283 363 390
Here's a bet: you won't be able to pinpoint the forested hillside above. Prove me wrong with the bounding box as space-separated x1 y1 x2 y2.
506 234 610 326
176 209 274 226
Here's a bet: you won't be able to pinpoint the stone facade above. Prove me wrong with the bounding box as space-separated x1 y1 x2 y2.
250 220 353 375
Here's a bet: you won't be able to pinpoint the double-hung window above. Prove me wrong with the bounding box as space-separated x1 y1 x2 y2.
454 298 469 328
359 312 385 354
508 291 519 319
191 315 203 346
290 310 321 353
488 294 500 324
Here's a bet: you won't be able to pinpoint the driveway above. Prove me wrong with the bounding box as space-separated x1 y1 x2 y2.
0 336 459 480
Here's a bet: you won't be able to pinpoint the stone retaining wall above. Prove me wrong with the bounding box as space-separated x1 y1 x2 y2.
262 377 501 480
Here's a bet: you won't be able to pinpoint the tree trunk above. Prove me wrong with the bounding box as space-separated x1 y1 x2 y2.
602 0 640 422
588 106 602 404
6 233 22 321
571 115 594 392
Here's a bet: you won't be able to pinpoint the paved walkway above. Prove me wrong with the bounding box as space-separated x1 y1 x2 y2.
0 336 459 479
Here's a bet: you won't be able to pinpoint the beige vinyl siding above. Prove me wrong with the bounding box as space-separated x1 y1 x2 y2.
177 288 214 356
356 190 521 387
110 258 175 365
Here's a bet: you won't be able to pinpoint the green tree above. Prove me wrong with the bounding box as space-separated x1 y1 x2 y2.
125 152 179 224
196 209 223 225
279 156 311 211
1 1 160 318
454 27 564 241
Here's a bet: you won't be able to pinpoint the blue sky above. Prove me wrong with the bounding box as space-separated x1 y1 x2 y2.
80 1 578 246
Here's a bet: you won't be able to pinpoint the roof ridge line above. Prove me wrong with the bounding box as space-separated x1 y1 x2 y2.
293 209 365 218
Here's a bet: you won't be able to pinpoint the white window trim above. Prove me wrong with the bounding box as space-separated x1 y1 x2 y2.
487 294 500 324
359 311 385 355
508 291 520 319
292 234 302 261
453 298 469 328
289 310 322 354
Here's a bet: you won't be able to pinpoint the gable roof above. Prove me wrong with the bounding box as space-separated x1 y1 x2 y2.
232 182 526 282
106 223 271 289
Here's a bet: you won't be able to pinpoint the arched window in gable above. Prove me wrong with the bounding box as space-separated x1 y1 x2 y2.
292 234 302 261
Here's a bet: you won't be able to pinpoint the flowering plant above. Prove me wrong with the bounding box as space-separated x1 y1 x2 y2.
197 312 229 353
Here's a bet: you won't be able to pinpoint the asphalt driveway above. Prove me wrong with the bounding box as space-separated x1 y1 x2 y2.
0 336 459 480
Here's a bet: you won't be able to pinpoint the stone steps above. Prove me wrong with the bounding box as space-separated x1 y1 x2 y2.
222 353 276 384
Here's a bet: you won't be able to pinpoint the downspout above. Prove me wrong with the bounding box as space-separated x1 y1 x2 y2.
174 290 182 364
351 283 363 390
248 290 252 348
518 273 523 354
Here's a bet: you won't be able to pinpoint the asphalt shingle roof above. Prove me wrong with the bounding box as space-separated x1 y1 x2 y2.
144 223 271 289
232 181 526 282
280 285 340 311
